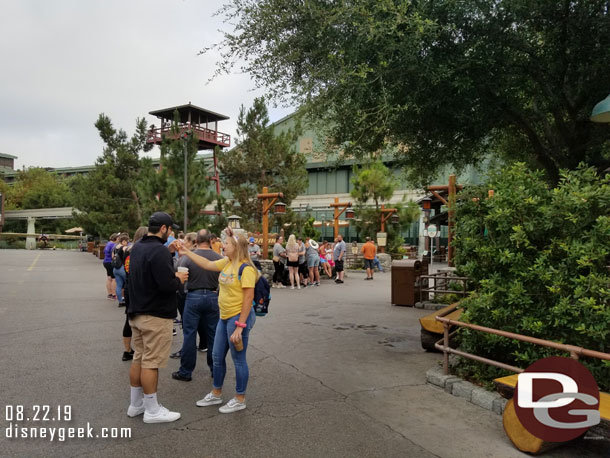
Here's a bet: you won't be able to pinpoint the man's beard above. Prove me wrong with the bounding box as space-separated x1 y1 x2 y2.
161 230 169 242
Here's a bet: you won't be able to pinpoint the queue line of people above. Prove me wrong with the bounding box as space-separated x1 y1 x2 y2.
271 234 347 288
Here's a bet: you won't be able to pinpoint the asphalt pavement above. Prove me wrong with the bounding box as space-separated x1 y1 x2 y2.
0 249 605 458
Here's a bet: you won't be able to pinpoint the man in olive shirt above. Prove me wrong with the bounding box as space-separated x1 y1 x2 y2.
172 230 223 382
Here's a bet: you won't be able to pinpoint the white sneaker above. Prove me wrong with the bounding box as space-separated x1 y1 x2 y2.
290 286 295 290
219 397 246 413
127 404 145 417
143 405 181 423
297 286 301 290
196 392 223 407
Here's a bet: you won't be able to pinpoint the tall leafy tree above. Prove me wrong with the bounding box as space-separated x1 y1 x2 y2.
350 160 397 210
209 0 610 184
218 97 307 227
350 161 420 254
4 168 72 210
72 114 151 237
137 118 216 232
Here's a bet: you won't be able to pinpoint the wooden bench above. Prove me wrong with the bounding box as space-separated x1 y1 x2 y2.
419 303 462 351
494 374 609 454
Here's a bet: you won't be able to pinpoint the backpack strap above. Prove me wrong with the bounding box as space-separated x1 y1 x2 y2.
237 262 249 281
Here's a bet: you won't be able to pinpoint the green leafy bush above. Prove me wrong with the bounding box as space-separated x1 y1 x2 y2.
453 164 610 391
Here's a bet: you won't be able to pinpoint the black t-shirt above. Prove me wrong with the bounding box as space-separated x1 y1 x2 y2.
179 248 223 290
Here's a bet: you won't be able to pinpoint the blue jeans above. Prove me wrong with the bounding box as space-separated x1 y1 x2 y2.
213 308 256 395
178 290 219 377
113 266 126 302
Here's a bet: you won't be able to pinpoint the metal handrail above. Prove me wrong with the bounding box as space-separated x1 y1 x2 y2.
434 312 610 376
419 272 469 304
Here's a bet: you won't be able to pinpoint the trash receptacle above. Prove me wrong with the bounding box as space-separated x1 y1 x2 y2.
98 244 106 260
391 259 428 306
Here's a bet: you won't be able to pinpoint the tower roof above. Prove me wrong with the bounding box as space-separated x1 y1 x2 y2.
149 103 229 124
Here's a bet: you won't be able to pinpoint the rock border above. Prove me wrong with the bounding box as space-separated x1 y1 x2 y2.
426 366 507 415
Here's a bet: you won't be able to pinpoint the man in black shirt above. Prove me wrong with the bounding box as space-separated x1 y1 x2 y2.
126 212 188 424
172 229 222 382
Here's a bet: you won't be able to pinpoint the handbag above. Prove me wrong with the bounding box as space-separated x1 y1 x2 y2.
272 255 280 262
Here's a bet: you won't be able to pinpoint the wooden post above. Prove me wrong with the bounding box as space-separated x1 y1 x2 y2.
333 197 339 240
257 186 283 260
448 174 456 267
329 197 351 240
261 186 269 259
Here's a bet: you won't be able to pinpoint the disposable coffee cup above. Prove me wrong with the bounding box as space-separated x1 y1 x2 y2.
177 267 189 274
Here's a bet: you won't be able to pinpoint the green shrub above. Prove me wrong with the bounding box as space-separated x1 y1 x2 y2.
453 164 610 391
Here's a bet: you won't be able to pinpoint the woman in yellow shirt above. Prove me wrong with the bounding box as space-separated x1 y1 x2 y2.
177 228 258 413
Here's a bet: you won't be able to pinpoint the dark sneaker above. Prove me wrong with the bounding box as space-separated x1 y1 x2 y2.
171 371 192 382
122 351 134 361
170 350 181 359
118 302 126 307
198 348 207 353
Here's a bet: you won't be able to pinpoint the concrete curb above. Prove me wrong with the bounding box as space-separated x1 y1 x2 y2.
426 366 507 415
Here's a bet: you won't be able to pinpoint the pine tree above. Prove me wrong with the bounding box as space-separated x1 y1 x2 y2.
72 114 151 237
218 97 307 228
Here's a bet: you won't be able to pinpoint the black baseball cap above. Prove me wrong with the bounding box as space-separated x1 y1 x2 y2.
148 212 179 230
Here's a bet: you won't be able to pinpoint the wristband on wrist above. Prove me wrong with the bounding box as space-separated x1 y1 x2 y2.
234 321 246 328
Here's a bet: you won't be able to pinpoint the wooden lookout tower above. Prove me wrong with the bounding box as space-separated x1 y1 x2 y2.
146 102 230 195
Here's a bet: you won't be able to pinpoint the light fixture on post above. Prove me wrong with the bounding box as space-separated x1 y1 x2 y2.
274 201 286 214
421 196 432 224
227 215 241 230
591 94 610 123
391 213 400 224
345 207 355 220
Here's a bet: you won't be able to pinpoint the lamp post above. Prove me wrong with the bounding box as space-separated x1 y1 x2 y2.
181 130 191 232
257 187 284 260
329 197 351 240
378 204 398 253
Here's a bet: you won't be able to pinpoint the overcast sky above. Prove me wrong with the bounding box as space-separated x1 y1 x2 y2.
0 0 293 169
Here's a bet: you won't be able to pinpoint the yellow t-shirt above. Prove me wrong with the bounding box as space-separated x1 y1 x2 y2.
214 258 257 319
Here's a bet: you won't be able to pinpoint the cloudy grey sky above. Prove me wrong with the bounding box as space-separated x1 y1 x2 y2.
0 0 293 169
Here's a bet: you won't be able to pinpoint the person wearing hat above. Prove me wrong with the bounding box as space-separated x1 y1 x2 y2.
125 212 189 424
247 237 262 271
305 238 321 286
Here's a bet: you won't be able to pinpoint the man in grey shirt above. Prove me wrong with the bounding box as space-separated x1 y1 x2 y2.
272 236 286 288
248 237 262 270
333 234 346 284
172 230 222 382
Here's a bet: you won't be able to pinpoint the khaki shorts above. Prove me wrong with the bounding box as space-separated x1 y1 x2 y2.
129 315 173 369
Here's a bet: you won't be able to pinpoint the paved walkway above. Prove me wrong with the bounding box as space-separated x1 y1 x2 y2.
0 250 605 457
